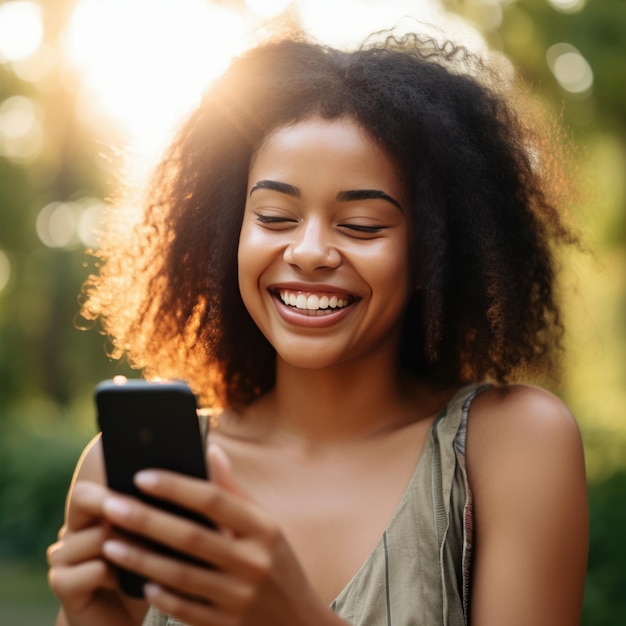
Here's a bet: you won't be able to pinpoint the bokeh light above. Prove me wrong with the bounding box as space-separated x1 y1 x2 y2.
547 0 587 15
0 249 11 294
0 95 44 163
0 1 43 62
547 42 594 96
36 197 107 249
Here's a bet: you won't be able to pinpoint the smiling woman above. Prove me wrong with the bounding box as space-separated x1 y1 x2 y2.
48 30 587 626
238 117 412 369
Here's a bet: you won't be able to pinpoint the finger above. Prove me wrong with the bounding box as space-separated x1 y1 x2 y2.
102 538 251 611
103 495 282 588
47 526 110 567
133 471 274 539
102 494 248 572
144 582 238 626
48 560 118 599
66 481 110 531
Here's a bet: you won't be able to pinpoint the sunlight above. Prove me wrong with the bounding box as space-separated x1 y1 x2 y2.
298 0 486 52
245 0 292 18
63 0 248 158
0 1 43 62
60 0 485 162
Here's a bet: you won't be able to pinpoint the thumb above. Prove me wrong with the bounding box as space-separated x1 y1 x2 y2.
208 443 248 499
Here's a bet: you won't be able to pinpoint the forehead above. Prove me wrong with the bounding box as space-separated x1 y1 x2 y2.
248 116 407 198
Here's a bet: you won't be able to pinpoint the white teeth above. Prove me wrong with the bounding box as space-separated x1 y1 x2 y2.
279 290 351 311
307 294 320 309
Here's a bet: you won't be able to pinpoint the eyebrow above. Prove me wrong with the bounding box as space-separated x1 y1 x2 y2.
336 189 403 211
250 179 403 211
249 180 300 198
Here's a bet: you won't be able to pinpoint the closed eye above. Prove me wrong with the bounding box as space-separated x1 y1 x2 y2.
255 214 298 227
338 224 386 236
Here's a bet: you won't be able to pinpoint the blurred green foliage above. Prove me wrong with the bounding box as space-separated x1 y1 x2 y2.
0 419 84 560
584 472 626 625
0 0 624 624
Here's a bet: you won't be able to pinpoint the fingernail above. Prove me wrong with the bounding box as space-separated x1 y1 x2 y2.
103 497 131 519
103 539 128 559
134 470 160 488
144 582 162 599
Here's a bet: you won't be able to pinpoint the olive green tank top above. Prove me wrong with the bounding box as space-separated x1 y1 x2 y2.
143 383 488 626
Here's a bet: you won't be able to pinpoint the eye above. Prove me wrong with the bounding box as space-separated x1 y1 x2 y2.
338 223 387 238
254 213 298 229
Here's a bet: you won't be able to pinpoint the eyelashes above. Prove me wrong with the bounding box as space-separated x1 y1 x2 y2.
254 214 387 238
340 224 385 234
255 215 296 225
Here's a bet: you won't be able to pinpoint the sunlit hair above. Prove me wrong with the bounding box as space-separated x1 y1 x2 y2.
82 32 578 408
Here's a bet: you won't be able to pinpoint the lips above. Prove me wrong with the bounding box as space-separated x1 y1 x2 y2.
268 287 359 324
276 289 357 312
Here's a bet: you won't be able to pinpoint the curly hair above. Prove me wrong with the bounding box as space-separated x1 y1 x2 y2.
81 32 577 408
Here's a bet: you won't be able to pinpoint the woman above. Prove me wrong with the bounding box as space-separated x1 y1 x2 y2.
47 32 588 625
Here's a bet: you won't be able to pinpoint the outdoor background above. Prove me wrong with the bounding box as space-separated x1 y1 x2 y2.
0 0 624 624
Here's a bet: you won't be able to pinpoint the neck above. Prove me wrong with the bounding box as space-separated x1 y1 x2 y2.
248 351 427 445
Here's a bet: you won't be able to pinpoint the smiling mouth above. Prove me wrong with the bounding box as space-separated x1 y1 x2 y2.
275 289 357 313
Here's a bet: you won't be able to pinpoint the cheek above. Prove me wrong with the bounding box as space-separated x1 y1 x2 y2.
237 225 256 304
369 239 411 286
237 222 273 316
367 244 413 313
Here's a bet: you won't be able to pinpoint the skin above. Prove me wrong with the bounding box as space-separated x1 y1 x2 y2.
47 116 588 625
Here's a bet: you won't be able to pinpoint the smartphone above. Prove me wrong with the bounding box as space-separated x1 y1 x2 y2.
95 377 215 598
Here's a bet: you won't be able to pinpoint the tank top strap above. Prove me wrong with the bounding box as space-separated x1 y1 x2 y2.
431 382 491 623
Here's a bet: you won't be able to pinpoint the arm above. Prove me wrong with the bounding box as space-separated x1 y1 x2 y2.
466 385 588 625
47 436 148 626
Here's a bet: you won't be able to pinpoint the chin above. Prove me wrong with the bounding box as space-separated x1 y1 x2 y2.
276 348 347 371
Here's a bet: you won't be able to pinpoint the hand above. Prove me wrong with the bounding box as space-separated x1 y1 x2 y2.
99 444 344 626
47 480 148 626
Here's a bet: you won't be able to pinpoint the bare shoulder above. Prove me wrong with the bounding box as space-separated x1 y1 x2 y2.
465 383 586 519
70 433 106 487
466 385 588 625
55 435 106 538
466 385 583 478
470 383 579 432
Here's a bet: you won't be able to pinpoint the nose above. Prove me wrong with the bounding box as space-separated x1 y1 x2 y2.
283 219 341 271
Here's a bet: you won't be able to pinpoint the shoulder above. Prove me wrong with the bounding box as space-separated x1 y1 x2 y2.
56 435 106 539
470 385 579 434
70 433 106 487
465 385 588 624
466 383 581 454
465 383 585 514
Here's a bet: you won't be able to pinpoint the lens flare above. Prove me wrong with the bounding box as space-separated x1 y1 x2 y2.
0 1 43 62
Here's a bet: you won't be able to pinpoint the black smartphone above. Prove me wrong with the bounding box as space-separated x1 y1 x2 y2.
95 377 215 598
